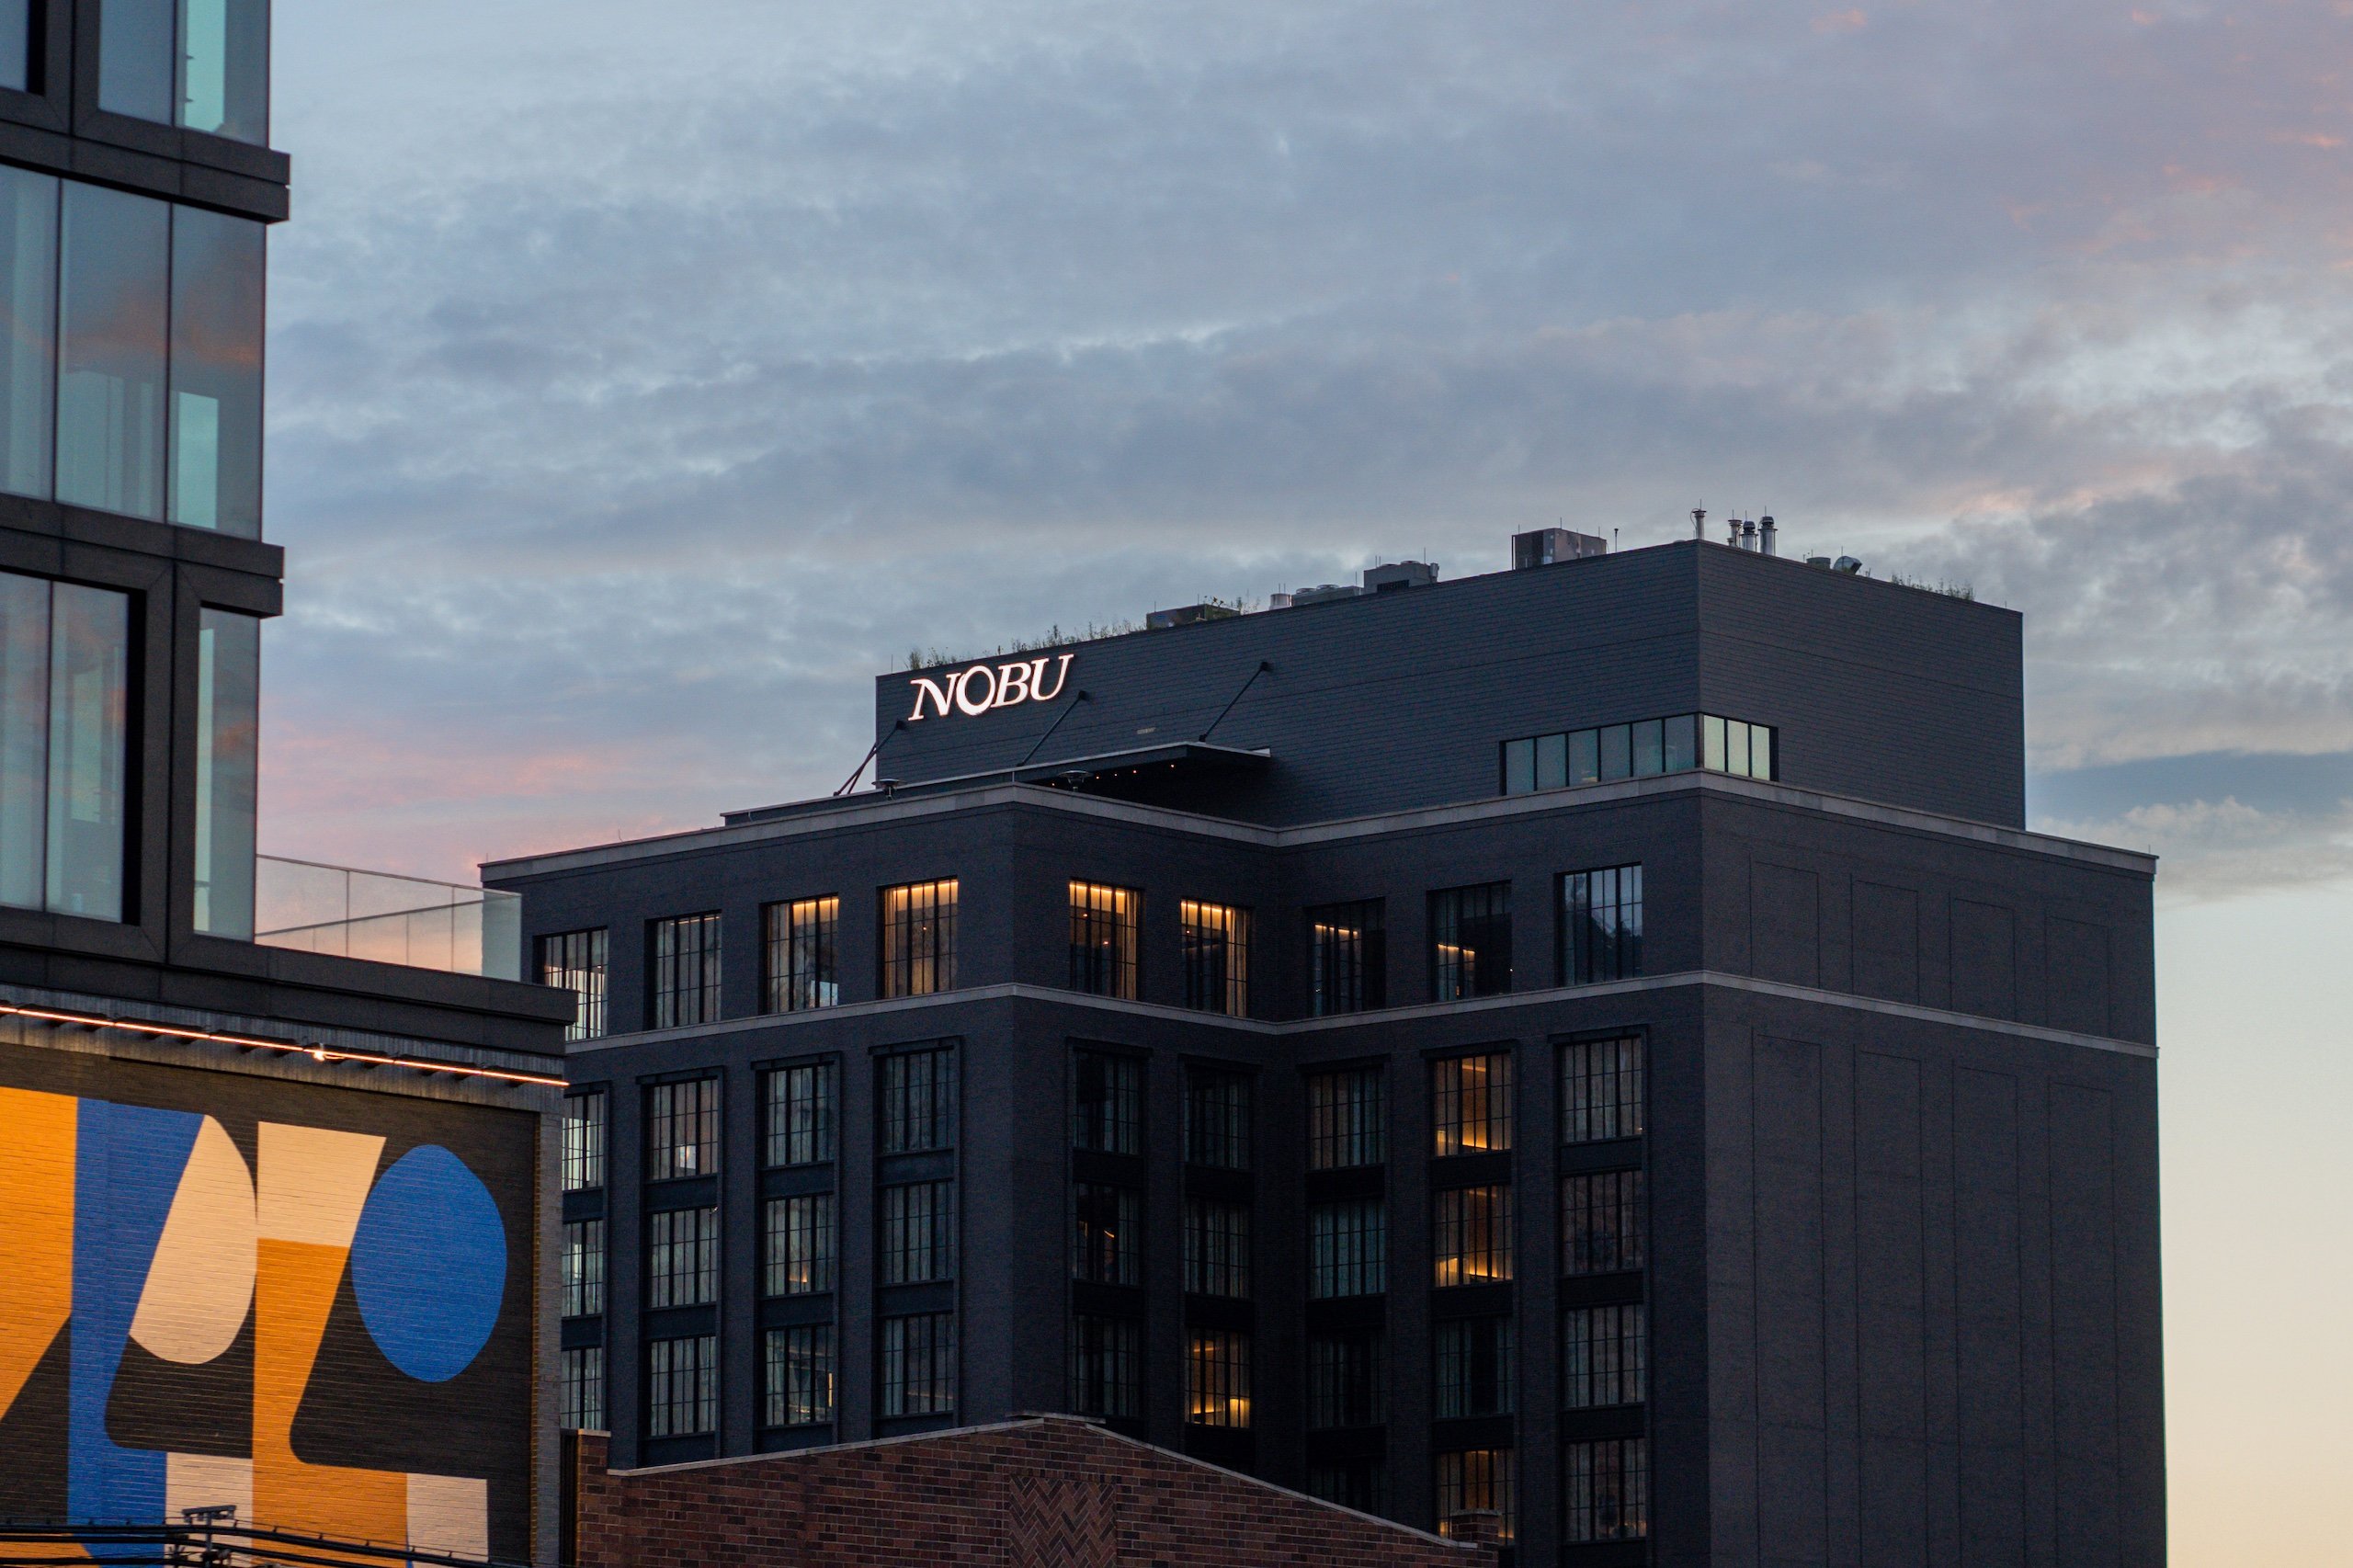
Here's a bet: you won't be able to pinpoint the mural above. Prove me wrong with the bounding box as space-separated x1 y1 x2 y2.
0 1046 537 1562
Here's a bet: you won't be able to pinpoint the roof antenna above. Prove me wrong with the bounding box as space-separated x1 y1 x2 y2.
1691 506 1706 540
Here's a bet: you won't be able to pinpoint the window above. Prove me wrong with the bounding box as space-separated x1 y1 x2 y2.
881 1180 956 1284
764 1193 835 1296
1433 1051 1513 1157
1434 1185 1513 1288
881 879 957 996
650 913 722 1028
1435 1449 1515 1544
1186 1329 1251 1428
1562 1037 1645 1144
1183 1066 1251 1170
1563 1169 1645 1275
765 1324 835 1427
171 207 265 533
1562 1304 1647 1409
1308 1199 1387 1299
1072 1182 1142 1286
645 1078 721 1180
646 1335 717 1438
1306 1460 1388 1516
1307 1328 1386 1429
559 1346 604 1431
1307 1067 1385 1169
646 1206 719 1309
99 0 270 142
0 572 130 922
1180 901 1250 1016
763 896 839 1013
1436 1317 1516 1418
1308 900 1385 1015
0 167 56 501
1068 881 1140 998
562 1219 605 1318
1502 711 1773 795
879 1044 958 1153
1069 1314 1142 1420
1182 1199 1250 1298
58 183 167 521
1562 864 1643 984
540 930 610 1041
562 1092 607 1190
1072 1049 1142 1155
765 1061 838 1166
0 1 27 93
1563 1438 1649 1543
1702 714 1775 780
1429 883 1512 1001
880 1312 956 1417
191 608 257 937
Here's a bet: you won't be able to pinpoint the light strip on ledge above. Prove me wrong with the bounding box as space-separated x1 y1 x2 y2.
0 1002 568 1087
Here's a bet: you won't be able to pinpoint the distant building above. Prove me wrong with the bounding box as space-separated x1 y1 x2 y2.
494 536 2163 1566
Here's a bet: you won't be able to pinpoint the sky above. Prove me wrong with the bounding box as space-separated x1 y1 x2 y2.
263 5 2350 1560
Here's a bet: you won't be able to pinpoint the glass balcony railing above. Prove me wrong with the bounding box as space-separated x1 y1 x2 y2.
253 856 521 981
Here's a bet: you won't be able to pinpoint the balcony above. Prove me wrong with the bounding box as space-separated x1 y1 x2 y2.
253 856 522 981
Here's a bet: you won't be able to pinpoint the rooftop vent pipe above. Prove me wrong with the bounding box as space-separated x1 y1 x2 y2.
1759 515 1778 557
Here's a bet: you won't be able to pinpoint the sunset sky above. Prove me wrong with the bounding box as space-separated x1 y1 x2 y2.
264 6 2351 1558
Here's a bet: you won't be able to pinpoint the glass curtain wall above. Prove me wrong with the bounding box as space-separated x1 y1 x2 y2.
58 183 169 521
170 209 265 535
101 0 270 143
0 166 55 499
192 608 258 937
1 571 130 921
0 1 29 93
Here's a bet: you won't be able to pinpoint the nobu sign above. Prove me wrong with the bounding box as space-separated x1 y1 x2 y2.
905 653 1075 721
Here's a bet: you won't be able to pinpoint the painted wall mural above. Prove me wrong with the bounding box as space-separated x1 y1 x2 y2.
0 1045 538 1562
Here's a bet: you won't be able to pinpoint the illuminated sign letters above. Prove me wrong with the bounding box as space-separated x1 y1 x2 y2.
906 653 1074 722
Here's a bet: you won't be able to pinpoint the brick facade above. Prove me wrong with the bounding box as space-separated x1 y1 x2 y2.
567 1418 1497 1567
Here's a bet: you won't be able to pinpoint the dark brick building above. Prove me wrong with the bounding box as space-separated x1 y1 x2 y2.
493 533 2164 1567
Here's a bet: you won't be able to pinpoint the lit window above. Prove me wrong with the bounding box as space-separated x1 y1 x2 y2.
1182 1199 1250 1298
1185 1329 1251 1428
1308 900 1386 1015
1179 900 1251 1016
1562 1169 1645 1275
1562 1304 1646 1409
1435 1449 1515 1544
764 1061 839 1166
1563 1438 1649 1543
646 1206 718 1309
561 1092 607 1190
649 913 722 1028
881 879 958 996
881 1312 956 1417
1435 1316 1515 1418
1072 1049 1143 1154
1433 1185 1513 1288
1306 1068 1384 1169
879 1044 958 1153
1430 883 1512 1001
540 930 609 1041
561 1219 605 1318
764 1193 835 1296
1433 1051 1514 1156
0 571 131 921
763 896 839 1012
1069 1314 1142 1419
1308 1199 1386 1299
646 1335 717 1438
1184 1066 1251 1170
645 1078 721 1180
764 1324 835 1427
1073 1182 1142 1286
1068 881 1141 998
1502 711 1768 794
1561 1037 1645 1144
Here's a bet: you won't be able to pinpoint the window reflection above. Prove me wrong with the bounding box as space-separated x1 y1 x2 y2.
58 184 169 521
98 0 176 123
1502 712 1776 795
1 571 130 922
170 210 265 535
101 0 271 144
193 608 259 937
0 166 55 500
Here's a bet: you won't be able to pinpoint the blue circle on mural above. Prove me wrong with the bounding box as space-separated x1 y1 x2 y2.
350 1144 506 1383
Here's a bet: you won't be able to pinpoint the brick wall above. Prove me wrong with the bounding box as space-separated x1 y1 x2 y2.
569 1418 1497 1568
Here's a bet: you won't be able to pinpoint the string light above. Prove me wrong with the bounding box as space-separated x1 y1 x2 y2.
0 1002 567 1088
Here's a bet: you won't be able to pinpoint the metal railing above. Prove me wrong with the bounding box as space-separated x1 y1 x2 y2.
252 856 521 981
0 1514 526 1568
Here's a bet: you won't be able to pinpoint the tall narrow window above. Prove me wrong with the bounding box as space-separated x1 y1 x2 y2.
1429 882 1512 1001
1306 1068 1385 1169
881 878 958 996
764 1193 835 1296
1435 1449 1516 1544
649 913 722 1028
58 184 169 520
98 0 176 122
646 1206 719 1309
880 1179 957 1284
1072 1182 1142 1286
562 1091 607 1191
765 1061 838 1166
763 896 839 1012
1435 1316 1516 1418
0 166 57 500
1180 900 1250 1016
1072 1049 1143 1155
562 1219 605 1318
1069 1314 1142 1419
0 573 131 922
559 1346 604 1431
1308 900 1385 1016
1561 1037 1645 1144
1308 1199 1386 1299
1433 1051 1514 1156
765 1324 835 1427
881 1312 956 1417
1561 1303 1647 1409
646 1335 717 1438
1307 1328 1386 1429
190 610 257 937
1185 1329 1251 1428
1183 1066 1251 1169
1433 1185 1514 1287
1182 1199 1250 1298
1068 881 1140 998
645 1078 721 1180
1562 864 1643 984
1563 1438 1649 1543
540 930 609 1041
168 208 264 535
178 0 271 143
879 1044 957 1153
0 2 28 94
1562 1169 1645 1275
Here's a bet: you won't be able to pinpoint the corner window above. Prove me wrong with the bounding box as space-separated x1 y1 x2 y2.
0 571 130 922
1429 882 1512 1000
1307 899 1385 1016
1432 1051 1513 1156
170 208 265 536
1561 864 1642 984
540 929 609 1041
100 0 271 144
1501 711 1774 795
1179 900 1250 1017
190 608 256 937
881 878 957 997
762 895 838 1012
648 912 722 1028
1068 881 1140 998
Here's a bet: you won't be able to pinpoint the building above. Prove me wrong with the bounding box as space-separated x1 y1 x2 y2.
0 6 573 1563
489 534 2164 1567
